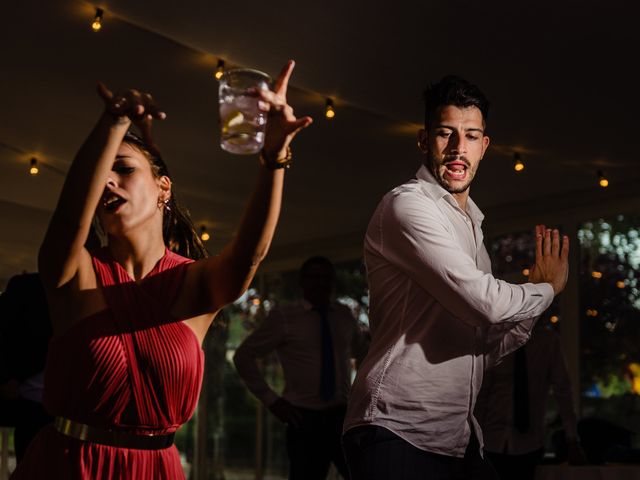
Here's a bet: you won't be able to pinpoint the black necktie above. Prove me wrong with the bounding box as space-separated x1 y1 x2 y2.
315 305 336 401
513 346 530 433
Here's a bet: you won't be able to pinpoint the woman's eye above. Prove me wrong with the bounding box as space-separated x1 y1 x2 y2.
115 167 135 174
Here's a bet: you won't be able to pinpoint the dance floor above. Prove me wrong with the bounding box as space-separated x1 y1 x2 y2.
536 464 640 480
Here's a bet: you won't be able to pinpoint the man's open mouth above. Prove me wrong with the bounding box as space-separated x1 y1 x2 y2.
444 161 468 180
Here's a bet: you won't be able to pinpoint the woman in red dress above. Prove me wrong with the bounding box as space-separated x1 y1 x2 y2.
12 60 312 479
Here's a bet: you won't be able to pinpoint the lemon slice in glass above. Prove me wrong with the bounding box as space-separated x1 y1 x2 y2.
222 110 245 134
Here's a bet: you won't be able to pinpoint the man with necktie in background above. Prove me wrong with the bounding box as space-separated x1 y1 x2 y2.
475 319 586 479
234 256 369 480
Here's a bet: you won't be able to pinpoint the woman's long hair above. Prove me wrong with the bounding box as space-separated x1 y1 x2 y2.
122 131 209 260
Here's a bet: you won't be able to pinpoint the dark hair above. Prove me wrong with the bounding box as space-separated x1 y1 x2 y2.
299 256 335 279
122 131 209 260
423 75 490 129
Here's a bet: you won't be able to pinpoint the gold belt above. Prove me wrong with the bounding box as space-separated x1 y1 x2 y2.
53 417 175 450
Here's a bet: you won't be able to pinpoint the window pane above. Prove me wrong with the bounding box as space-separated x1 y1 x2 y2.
579 214 640 444
195 258 369 479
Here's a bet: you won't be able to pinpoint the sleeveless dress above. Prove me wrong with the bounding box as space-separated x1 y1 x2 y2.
12 248 204 479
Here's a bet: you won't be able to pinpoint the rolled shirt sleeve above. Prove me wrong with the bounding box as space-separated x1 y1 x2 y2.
379 189 554 328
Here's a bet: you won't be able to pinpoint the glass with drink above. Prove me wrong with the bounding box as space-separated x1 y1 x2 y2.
218 68 271 154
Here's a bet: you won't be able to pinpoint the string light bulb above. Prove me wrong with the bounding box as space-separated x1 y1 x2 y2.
91 8 104 32
597 170 609 188
513 152 524 172
325 98 335 119
200 225 210 242
29 157 39 175
214 59 225 80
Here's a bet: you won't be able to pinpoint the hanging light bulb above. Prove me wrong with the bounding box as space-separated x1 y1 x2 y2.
29 158 39 175
200 225 210 242
513 152 524 172
214 59 225 80
92 8 104 32
325 98 335 119
597 170 609 188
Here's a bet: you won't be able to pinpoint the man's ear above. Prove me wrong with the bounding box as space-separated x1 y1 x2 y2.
481 135 490 159
417 129 429 153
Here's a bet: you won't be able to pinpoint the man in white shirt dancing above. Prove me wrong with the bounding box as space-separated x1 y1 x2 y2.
342 75 570 480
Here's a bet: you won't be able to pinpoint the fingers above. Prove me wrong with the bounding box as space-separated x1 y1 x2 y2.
544 228 552 256
255 89 287 114
273 59 295 96
100 85 166 122
140 92 167 120
537 225 567 259
96 82 113 102
551 229 560 257
535 224 543 260
286 116 313 135
561 234 570 262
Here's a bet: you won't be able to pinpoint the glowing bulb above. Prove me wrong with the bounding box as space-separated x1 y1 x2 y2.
591 271 602 279
522 268 530 277
200 225 210 242
550 315 559 323
513 152 524 172
252 298 260 306
29 157 39 175
325 98 335 119
214 59 225 80
597 170 609 188
616 280 625 289
92 8 104 32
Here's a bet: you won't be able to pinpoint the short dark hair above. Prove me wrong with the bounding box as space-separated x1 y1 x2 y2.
299 256 335 279
423 75 490 129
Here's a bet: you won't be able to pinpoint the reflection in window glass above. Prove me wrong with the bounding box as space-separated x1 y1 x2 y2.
489 230 563 456
184 258 368 479
579 215 640 441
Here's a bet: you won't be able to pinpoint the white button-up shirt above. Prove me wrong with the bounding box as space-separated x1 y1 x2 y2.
234 300 365 410
344 165 554 457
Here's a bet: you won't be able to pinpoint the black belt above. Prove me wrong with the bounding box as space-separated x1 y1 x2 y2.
54 416 175 450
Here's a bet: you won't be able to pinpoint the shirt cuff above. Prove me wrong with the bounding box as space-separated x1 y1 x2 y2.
534 282 555 302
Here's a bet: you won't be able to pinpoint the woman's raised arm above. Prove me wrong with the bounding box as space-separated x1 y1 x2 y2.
38 85 165 289
183 60 312 319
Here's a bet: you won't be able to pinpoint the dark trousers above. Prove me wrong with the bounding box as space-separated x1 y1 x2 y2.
286 405 350 480
485 448 543 480
343 425 499 480
0 396 52 462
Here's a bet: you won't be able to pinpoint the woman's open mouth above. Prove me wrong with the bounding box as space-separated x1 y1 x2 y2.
103 193 126 213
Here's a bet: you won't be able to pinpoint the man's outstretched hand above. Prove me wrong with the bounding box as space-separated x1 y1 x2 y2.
528 224 570 296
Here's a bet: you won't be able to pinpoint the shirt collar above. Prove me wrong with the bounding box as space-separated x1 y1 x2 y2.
415 165 485 225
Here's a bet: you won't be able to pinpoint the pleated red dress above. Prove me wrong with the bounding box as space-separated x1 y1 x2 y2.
12 248 204 479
